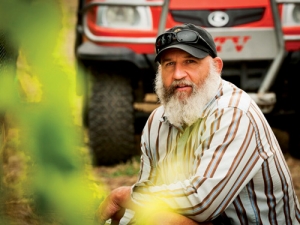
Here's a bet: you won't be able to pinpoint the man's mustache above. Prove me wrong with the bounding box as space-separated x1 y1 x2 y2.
164 80 196 97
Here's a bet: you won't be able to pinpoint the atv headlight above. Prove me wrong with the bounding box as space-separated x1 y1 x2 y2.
292 4 300 23
96 6 152 29
282 4 300 26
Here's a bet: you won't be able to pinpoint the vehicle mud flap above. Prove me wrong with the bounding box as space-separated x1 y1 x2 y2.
88 68 136 165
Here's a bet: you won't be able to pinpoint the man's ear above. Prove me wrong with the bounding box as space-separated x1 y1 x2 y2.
213 57 223 74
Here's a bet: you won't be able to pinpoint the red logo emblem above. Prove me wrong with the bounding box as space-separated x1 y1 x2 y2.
214 36 251 52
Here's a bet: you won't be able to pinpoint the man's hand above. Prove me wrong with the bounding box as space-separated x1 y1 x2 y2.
95 186 132 224
94 185 214 225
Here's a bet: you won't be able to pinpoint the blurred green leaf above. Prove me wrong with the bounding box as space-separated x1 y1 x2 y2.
0 0 103 224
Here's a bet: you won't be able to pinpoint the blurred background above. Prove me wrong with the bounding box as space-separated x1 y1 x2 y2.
0 0 299 224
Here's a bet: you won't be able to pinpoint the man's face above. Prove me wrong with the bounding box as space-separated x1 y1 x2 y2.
155 48 222 127
159 48 211 101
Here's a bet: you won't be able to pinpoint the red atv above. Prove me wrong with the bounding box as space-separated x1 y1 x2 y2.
75 0 300 165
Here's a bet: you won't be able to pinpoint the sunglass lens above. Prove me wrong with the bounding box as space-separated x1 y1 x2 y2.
156 31 198 53
161 33 173 45
177 31 198 42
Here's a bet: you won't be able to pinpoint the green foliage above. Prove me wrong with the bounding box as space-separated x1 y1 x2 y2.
0 0 104 224
111 158 141 177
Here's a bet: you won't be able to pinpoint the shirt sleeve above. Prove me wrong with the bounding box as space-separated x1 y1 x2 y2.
131 107 266 222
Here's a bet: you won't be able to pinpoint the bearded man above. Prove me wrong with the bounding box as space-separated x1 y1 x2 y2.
95 23 300 225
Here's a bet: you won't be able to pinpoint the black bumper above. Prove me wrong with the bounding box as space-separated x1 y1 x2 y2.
76 41 156 69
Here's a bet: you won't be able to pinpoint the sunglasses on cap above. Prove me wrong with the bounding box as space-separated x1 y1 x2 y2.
155 29 214 55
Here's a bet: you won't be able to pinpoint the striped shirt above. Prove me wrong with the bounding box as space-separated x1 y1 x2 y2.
130 79 300 224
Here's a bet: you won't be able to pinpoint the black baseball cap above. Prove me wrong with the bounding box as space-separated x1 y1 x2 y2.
155 23 217 63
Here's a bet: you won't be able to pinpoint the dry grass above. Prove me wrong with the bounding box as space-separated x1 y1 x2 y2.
92 157 140 191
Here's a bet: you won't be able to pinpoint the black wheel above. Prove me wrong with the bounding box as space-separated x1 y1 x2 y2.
288 115 300 159
274 51 300 159
88 67 136 165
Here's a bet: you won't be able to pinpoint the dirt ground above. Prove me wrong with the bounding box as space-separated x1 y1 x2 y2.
64 0 300 201
285 154 300 200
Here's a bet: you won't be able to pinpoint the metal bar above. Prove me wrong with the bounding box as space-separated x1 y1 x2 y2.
157 0 170 36
276 0 300 3
258 0 286 94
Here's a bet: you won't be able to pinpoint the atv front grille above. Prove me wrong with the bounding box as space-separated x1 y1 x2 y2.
171 8 265 27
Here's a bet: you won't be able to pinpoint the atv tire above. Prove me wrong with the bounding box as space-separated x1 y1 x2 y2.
286 102 300 159
88 68 136 165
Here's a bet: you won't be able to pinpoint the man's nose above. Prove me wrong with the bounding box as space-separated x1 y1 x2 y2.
173 64 187 80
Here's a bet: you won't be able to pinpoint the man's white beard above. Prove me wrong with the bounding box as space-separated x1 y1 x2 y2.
155 59 221 127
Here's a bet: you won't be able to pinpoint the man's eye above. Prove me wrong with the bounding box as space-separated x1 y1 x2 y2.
186 60 195 64
165 62 174 66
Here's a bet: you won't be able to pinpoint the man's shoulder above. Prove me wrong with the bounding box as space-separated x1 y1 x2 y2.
146 105 165 125
150 105 165 118
215 80 254 113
